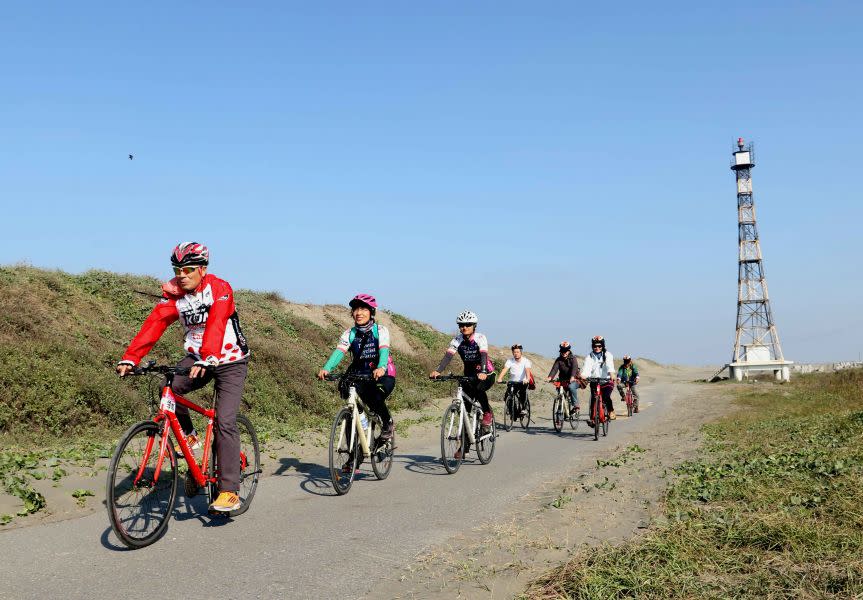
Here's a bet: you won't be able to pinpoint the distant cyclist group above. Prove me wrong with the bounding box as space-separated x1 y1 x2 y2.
110 242 642 545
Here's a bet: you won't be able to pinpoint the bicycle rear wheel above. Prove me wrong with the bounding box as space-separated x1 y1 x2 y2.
370 418 394 480
570 405 579 430
329 407 358 495
520 397 531 430
552 395 563 433
476 412 496 464
441 404 464 474
502 391 514 432
107 420 178 549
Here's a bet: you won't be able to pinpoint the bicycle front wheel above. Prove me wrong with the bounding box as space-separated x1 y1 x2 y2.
602 414 610 437
627 392 633 417
329 407 358 495
520 398 531 430
441 404 464 474
106 420 178 549
476 412 496 464
371 418 394 480
552 396 563 433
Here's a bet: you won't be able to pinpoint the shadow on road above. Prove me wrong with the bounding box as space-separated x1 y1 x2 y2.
399 453 446 476
276 457 338 497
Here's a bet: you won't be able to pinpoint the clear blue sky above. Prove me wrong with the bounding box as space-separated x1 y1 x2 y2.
2 2 861 365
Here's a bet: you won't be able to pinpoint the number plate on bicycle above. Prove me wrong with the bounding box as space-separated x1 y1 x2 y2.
160 395 176 413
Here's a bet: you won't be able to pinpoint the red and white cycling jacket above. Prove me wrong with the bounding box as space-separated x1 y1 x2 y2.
121 273 249 366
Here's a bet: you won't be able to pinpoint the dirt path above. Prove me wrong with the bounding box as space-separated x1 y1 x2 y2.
0 365 732 600
365 367 731 599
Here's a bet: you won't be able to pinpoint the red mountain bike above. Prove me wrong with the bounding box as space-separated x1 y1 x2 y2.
586 377 611 441
623 382 638 417
106 362 261 548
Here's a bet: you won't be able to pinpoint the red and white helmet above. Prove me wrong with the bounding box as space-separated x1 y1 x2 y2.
171 242 209 267
349 293 378 314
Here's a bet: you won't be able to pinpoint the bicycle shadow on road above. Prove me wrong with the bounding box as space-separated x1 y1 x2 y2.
99 493 232 552
173 492 235 528
275 457 338 497
399 453 447 476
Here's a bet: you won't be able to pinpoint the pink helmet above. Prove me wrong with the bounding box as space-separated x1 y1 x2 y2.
349 293 378 313
171 241 209 267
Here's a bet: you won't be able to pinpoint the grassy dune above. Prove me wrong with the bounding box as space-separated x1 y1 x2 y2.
524 369 863 599
0 265 453 445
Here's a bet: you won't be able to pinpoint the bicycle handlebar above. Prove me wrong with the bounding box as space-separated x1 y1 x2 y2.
323 372 374 382
584 376 612 384
128 361 192 377
430 374 478 383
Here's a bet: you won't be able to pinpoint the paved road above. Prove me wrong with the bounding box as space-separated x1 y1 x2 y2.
0 379 680 600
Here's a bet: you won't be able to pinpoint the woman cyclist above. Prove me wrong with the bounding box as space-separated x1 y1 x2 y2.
547 341 581 412
430 310 496 432
580 335 616 425
318 294 396 440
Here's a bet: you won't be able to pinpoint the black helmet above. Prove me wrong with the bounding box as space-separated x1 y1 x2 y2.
591 336 606 351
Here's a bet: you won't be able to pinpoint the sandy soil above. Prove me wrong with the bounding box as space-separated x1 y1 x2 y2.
362 365 731 599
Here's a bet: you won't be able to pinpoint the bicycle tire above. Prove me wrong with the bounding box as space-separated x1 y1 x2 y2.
476 411 496 464
329 407 358 495
593 394 600 441
231 414 260 516
370 418 394 480
502 391 514 432
626 390 633 417
520 397 531 430
106 420 178 549
602 410 610 437
440 404 464 474
552 395 563 433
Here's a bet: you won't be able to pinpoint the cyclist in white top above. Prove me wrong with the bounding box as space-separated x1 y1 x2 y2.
580 335 617 424
497 344 533 417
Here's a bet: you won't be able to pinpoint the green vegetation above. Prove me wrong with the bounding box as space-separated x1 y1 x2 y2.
0 265 454 521
524 369 863 599
0 265 448 443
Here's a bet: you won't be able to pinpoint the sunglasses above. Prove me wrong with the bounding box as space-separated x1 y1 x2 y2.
592 345 602 349
458 324 474 329
172 266 200 276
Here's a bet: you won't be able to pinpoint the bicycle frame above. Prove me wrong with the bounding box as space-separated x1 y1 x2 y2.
337 384 376 458
555 383 571 419
136 385 216 489
447 383 489 446
590 379 610 423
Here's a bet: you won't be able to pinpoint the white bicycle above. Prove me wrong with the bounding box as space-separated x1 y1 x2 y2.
432 375 497 474
325 373 395 495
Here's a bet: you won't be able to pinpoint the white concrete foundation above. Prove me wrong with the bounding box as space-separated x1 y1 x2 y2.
729 361 794 382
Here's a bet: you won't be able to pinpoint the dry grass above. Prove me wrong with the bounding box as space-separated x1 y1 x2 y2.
523 369 863 599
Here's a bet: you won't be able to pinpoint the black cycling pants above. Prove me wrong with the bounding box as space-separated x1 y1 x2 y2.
356 376 395 424
462 373 496 414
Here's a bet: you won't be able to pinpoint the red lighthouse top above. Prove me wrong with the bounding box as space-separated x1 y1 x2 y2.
737 137 745 149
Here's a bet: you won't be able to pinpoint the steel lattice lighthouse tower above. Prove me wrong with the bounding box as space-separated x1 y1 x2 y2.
729 138 792 382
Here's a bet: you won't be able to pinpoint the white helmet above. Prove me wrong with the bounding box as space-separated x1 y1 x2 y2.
456 310 478 325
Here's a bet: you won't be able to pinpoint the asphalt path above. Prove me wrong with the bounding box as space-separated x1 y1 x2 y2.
0 380 677 600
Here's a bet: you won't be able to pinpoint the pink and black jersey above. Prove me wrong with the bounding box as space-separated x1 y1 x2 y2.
445 332 494 375
122 273 249 366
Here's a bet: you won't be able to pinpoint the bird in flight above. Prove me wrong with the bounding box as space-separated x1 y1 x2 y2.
129 154 134 160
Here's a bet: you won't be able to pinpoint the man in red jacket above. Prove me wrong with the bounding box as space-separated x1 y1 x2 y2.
116 242 249 512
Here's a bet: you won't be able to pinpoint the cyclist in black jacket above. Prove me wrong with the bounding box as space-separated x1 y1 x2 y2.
547 342 581 412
